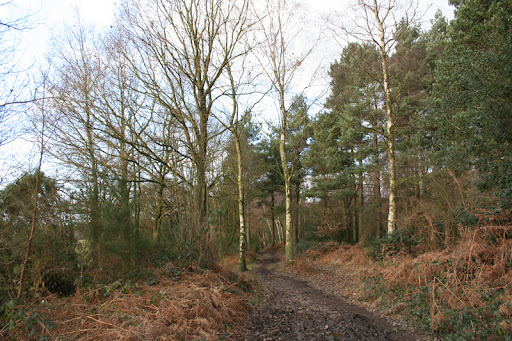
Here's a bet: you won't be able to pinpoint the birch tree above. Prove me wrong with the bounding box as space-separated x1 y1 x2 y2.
255 0 316 261
221 64 259 271
329 0 421 234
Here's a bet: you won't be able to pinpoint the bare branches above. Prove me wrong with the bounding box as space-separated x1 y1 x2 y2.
253 0 319 261
327 0 423 54
0 1 37 145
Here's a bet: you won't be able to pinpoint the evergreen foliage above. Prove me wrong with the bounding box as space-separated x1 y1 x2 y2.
432 0 512 203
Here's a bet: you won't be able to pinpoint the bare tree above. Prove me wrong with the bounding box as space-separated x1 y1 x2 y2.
219 58 262 271
255 0 317 261
0 1 36 146
328 0 421 234
46 21 105 255
17 76 48 298
120 0 252 265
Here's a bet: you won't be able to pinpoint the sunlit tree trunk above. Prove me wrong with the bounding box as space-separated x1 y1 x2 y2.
374 133 383 238
371 0 397 234
294 182 300 243
279 109 294 261
257 0 316 261
271 188 276 246
235 136 247 271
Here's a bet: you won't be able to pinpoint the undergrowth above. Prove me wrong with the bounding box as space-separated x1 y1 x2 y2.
288 222 512 340
0 262 253 340
360 223 512 340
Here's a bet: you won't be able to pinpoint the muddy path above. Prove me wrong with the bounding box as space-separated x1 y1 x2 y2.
241 251 427 341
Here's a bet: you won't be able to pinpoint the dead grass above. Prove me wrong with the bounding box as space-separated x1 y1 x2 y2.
1 263 252 340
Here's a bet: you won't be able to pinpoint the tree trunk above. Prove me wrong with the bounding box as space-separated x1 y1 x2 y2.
374 133 383 238
350 148 358 243
197 110 213 266
271 188 276 246
358 158 364 242
373 0 397 235
294 182 300 244
280 116 294 261
351 196 358 243
120 141 131 240
276 216 283 242
153 181 165 242
284 178 293 260
18 113 46 298
17 170 42 299
235 135 247 271
246 207 251 251
85 108 101 261
414 165 421 200
135 166 142 233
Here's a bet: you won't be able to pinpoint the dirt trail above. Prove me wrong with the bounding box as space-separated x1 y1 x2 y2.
242 251 426 341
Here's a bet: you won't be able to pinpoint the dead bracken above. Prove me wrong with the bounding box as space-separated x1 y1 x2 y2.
1 264 252 340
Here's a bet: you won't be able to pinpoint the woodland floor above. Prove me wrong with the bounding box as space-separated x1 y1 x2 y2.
237 250 431 341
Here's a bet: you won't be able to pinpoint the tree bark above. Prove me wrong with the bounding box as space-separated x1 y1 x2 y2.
358 157 364 241
294 182 300 244
271 188 276 246
280 104 294 261
235 134 247 271
373 0 397 235
374 133 383 238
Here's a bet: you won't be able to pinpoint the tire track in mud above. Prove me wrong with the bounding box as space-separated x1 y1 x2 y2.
243 251 426 341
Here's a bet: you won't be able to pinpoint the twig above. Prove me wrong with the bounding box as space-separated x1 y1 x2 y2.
62 328 99 335
433 276 469 309
59 316 83 324
453 272 476 310
140 304 159 312
86 316 138 335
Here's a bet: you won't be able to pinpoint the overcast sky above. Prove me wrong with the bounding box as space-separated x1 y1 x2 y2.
3 0 457 117
7 0 455 66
